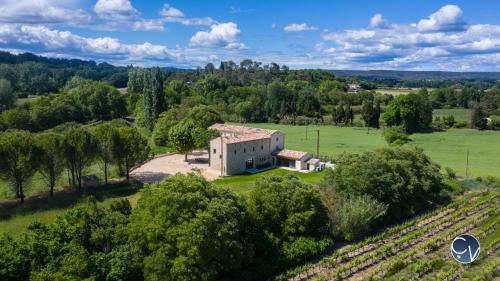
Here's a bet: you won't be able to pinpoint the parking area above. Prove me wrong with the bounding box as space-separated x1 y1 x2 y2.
130 151 220 183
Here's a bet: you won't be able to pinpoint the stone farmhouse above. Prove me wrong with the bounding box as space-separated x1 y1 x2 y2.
208 123 322 176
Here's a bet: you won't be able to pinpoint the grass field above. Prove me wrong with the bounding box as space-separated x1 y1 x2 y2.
0 162 122 200
0 182 142 236
433 108 471 123
240 123 500 178
375 88 414 96
213 168 324 196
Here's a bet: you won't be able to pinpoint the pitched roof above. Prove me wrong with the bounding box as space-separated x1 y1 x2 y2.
306 158 320 165
209 123 278 135
223 132 271 144
209 123 279 144
274 149 310 160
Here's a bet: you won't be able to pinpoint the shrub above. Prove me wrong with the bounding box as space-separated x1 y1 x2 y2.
322 193 387 241
382 126 411 145
321 147 444 222
444 167 456 179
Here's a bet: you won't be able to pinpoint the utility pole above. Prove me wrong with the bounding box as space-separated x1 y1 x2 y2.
316 129 320 158
465 149 469 178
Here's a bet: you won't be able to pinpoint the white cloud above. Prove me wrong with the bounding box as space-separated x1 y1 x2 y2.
284 23 318 32
160 3 215 26
0 24 178 62
189 22 246 49
369 14 390 29
317 5 500 70
94 0 138 17
0 0 90 24
160 4 184 18
417 5 465 32
91 0 165 31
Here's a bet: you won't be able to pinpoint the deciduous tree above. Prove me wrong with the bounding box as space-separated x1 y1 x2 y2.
0 130 40 203
114 126 149 182
36 132 65 196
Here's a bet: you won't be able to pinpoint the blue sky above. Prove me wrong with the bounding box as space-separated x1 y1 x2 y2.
1 0 500 70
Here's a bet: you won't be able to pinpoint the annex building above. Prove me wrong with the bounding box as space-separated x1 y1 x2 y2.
208 123 322 176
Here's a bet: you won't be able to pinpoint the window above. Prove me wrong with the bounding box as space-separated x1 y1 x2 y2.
276 137 279 141
213 149 216 154
244 148 246 153
234 150 237 155
261 145 263 150
252 147 255 151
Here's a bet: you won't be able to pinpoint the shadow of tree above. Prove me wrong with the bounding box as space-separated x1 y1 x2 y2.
0 179 143 221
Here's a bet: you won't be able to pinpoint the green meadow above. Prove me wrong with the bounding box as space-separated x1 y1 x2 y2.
241 123 500 178
0 182 142 235
433 108 471 123
213 168 324 196
2 122 499 236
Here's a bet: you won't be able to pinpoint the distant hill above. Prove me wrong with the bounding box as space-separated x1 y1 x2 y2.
330 70 500 81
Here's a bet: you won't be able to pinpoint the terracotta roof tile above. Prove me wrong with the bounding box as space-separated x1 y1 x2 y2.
274 149 310 160
222 133 271 144
209 123 279 144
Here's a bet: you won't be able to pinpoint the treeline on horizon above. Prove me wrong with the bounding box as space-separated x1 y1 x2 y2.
0 51 499 134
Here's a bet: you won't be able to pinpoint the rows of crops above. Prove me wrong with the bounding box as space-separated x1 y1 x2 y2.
278 190 499 281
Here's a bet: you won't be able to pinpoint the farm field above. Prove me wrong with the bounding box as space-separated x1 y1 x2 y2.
433 108 471 123
241 124 500 178
375 88 415 96
279 190 500 281
0 182 142 236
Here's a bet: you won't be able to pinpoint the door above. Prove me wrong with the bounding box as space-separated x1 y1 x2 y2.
246 158 254 169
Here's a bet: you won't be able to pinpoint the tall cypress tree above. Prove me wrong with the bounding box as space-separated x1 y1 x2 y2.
471 105 487 130
151 67 166 119
331 107 338 125
337 105 345 125
142 70 154 131
142 68 166 131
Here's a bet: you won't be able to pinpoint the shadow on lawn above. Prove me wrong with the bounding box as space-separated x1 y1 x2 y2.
0 179 143 221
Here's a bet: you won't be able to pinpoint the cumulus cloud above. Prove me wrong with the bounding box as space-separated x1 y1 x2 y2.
160 4 184 18
284 23 318 32
94 0 139 18
93 0 165 31
0 0 90 24
160 3 215 26
369 14 390 29
189 22 245 49
316 4 500 70
0 24 179 63
417 5 465 32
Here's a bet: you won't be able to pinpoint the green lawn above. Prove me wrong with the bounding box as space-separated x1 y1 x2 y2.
239 123 500 178
0 182 142 236
433 108 471 123
0 162 121 200
214 168 324 196
375 88 413 96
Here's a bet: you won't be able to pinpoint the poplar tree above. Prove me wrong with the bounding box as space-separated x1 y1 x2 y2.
142 68 166 131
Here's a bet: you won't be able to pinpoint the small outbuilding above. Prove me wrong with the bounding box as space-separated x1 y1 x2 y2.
274 149 312 171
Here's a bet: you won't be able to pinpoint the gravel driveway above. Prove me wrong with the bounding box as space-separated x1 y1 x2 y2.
130 151 220 183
